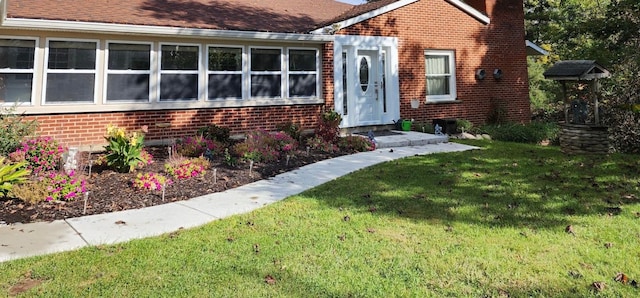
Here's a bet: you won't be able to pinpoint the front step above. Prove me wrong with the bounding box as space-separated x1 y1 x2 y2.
366 130 449 149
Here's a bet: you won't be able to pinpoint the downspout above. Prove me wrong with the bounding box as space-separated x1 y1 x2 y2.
0 0 6 25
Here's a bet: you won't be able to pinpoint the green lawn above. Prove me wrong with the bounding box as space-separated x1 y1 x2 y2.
2 140 639 297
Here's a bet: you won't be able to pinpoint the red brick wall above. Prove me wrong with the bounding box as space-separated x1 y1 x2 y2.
26 106 323 147
337 0 530 126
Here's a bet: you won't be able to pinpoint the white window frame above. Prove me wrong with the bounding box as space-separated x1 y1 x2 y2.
104 41 153 104
43 38 99 105
206 45 245 101
249 46 284 99
425 49 457 102
158 42 201 102
286 48 319 99
0 36 38 106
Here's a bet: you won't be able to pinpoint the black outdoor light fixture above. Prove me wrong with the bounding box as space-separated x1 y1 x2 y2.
493 68 503 80
475 69 486 80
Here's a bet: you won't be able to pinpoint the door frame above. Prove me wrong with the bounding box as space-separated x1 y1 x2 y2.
333 35 400 128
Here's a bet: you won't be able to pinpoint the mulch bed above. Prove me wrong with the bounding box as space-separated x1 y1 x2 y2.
0 146 346 225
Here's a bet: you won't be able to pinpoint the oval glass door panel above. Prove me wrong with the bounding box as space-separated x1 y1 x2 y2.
359 57 370 92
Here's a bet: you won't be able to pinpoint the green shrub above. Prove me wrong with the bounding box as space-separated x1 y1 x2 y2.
0 106 38 156
197 124 231 143
0 158 30 197
338 136 376 153
456 119 473 133
305 136 339 153
276 121 302 141
104 124 145 173
481 122 559 144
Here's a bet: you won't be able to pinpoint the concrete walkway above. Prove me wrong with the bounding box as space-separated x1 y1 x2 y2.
0 139 476 263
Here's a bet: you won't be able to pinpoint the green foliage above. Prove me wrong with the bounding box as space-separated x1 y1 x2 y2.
0 158 30 197
305 136 339 153
455 119 473 133
601 57 640 153
104 124 145 173
197 124 231 144
337 136 375 153
481 122 560 144
275 121 302 141
0 106 38 156
486 98 509 124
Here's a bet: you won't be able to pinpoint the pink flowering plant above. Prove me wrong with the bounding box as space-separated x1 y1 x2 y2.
337 136 376 153
132 172 172 191
136 149 154 169
272 131 298 153
176 136 224 157
164 157 210 179
9 136 66 176
234 130 298 163
305 136 339 153
43 170 86 202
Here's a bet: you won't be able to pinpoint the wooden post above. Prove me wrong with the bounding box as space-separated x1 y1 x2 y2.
593 79 600 125
562 81 569 123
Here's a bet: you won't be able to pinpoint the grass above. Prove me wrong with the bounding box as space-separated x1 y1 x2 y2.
1 140 639 297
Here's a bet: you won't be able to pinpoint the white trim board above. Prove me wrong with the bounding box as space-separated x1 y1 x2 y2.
1 18 334 43
526 40 549 56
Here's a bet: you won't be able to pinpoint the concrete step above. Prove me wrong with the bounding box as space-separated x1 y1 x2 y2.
370 131 448 149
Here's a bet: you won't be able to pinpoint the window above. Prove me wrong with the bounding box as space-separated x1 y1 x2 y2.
45 40 97 103
288 49 317 98
341 52 348 115
106 42 151 102
250 48 282 98
425 50 456 102
208 46 242 100
0 38 36 104
160 44 199 101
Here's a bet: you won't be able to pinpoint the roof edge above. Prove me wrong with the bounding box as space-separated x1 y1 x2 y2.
1 18 335 42
444 0 490 24
311 0 420 34
526 40 548 56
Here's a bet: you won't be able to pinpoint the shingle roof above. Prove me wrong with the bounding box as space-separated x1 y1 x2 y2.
320 0 400 27
6 0 355 33
543 60 611 81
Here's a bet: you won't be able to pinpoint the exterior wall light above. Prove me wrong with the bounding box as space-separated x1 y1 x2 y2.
475 69 486 80
493 68 503 80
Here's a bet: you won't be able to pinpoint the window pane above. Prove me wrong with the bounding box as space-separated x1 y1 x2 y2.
160 74 198 100
108 43 151 70
251 74 281 97
289 50 316 71
46 73 95 102
251 49 281 71
208 74 242 99
426 55 449 75
0 39 35 69
359 57 369 92
209 47 242 71
289 74 316 97
161 45 198 70
0 73 33 103
106 74 150 101
342 52 348 115
48 41 96 70
427 77 450 95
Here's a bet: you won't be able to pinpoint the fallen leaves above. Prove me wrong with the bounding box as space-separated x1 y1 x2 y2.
115 220 126 225
614 272 629 284
592 281 606 292
565 225 575 235
264 275 276 285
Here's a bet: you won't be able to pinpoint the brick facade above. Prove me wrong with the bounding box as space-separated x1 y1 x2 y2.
21 0 529 147
337 0 530 126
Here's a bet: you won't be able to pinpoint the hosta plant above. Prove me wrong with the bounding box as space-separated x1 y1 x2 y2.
0 158 30 197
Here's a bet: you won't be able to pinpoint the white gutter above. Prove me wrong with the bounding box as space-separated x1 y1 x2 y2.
1 18 335 43
525 40 549 56
445 0 490 24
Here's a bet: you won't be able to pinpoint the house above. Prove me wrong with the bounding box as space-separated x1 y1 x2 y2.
0 0 536 147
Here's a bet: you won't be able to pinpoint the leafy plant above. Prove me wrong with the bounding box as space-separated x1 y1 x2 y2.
133 172 172 191
276 121 302 141
337 136 376 153
9 136 65 176
197 124 231 143
481 122 559 144
8 179 50 204
0 158 30 197
305 136 339 153
137 149 154 169
43 170 86 202
233 130 280 162
104 124 145 173
165 157 210 179
176 136 224 158
0 106 38 156
316 110 342 143
223 148 238 167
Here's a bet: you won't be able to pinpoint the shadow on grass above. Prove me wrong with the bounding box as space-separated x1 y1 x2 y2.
305 141 640 230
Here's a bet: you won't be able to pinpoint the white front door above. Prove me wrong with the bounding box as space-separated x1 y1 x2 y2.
355 50 382 125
